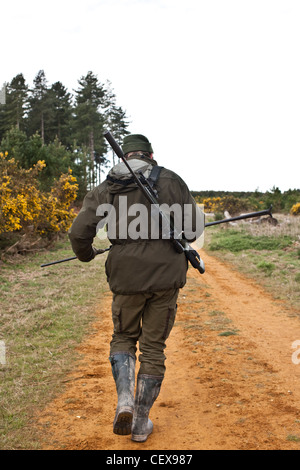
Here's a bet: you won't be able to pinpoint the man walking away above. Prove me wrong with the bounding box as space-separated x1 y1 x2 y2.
68 134 201 442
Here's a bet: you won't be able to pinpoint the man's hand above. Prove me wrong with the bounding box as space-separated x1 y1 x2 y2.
91 246 110 260
93 247 107 256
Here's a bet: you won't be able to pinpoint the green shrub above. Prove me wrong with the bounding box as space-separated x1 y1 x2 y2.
209 229 293 253
257 261 275 275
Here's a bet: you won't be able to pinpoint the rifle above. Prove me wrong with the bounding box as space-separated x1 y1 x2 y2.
40 132 274 270
205 205 273 227
103 130 205 274
40 247 111 268
41 204 274 268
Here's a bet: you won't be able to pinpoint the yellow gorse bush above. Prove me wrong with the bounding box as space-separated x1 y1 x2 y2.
200 197 224 213
195 195 249 216
290 202 300 216
0 151 78 236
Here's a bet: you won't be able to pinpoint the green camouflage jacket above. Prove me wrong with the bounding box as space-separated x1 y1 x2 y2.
68 155 199 294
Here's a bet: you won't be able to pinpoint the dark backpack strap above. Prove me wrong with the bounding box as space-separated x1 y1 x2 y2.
148 165 163 188
146 165 163 198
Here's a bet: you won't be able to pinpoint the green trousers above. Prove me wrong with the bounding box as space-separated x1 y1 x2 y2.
110 289 179 377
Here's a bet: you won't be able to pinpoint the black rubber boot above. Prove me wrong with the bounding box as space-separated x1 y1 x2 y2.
110 353 136 435
131 374 163 442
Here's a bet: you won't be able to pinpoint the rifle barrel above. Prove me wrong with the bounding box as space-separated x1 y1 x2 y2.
41 256 77 267
40 247 111 268
205 206 273 227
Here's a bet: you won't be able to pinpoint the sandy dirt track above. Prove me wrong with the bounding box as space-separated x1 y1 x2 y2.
37 251 300 450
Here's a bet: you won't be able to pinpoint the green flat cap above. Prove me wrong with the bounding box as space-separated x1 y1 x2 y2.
122 134 153 155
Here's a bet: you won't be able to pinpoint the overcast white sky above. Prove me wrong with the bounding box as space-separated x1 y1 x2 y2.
1 0 300 192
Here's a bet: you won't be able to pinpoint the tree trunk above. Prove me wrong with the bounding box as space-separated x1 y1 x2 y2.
41 112 44 144
89 130 95 188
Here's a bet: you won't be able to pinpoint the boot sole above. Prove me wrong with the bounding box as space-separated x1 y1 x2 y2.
131 420 153 442
131 431 152 442
113 408 133 436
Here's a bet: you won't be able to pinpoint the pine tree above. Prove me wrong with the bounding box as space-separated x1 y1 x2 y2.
0 127 29 166
104 80 130 166
0 127 75 191
46 81 73 147
73 71 107 188
27 70 52 144
0 74 29 140
6 74 28 130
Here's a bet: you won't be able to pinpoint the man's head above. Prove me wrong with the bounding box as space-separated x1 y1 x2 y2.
122 134 153 159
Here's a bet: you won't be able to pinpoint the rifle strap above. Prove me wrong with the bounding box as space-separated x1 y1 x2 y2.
148 165 163 190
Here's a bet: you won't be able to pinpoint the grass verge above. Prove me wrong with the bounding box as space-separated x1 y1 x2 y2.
204 214 300 313
0 236 110 449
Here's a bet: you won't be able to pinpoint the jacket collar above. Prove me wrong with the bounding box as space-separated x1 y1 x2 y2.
126 154 158 166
